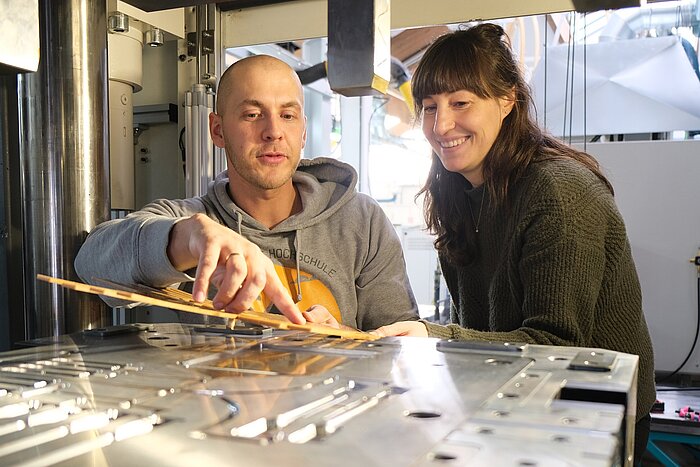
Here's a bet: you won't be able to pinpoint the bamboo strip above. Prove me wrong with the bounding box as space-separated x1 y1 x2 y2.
36 275 376 341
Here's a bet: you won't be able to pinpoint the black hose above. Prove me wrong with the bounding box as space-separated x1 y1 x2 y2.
656 276 700 383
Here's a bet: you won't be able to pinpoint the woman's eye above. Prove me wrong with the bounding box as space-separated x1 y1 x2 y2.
423 105 437 115
453 101 468 109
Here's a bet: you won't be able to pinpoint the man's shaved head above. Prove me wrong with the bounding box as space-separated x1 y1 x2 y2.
216 55 304 115
208 53 307 195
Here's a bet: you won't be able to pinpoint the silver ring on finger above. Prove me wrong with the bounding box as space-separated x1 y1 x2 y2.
225 252 242 263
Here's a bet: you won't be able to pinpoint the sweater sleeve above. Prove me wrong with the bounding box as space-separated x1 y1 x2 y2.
426 175 610 346
74 198 207 307
354 201 419 330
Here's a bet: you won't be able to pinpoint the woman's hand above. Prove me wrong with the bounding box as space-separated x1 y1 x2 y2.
371 321 429 337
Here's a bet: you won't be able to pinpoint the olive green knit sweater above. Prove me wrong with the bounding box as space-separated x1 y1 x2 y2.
424 158 655 420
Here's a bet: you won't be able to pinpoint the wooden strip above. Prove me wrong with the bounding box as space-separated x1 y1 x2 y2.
36 275 376 341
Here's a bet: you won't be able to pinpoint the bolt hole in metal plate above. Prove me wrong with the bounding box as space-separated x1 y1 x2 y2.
484 358 513 366
405 410 442 419
425 442 481 464
431 452 457 461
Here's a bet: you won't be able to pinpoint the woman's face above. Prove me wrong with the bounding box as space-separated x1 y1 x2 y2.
421 90 513 187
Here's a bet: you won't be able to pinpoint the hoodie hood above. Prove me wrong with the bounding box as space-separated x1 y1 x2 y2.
208 157 358 234
205 156 359 303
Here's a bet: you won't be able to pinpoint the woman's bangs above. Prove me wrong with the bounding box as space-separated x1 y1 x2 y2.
413 44 483 106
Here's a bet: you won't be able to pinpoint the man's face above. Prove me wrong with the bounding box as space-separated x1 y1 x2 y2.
210 60 307 192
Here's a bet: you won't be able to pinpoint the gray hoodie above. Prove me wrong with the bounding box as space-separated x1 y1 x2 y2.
75 157 419 330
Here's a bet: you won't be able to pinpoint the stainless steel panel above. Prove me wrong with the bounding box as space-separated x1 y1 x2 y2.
0 324 639 466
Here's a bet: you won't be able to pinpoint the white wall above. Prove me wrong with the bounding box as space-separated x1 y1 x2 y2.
586 140 700 374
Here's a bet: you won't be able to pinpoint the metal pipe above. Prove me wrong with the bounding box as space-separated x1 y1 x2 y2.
185 84 214 198
201 89 215 195
196 4 204 85
184 90 194 198
16 0 110 338
210 5 226 176
204 4 210 81
0 74 25 348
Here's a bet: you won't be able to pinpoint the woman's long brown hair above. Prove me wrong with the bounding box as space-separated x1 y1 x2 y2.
413 23 612 265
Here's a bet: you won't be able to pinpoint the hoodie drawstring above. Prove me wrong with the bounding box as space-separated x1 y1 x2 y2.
235 212 242 235
235 209 302 303
293 232 302 302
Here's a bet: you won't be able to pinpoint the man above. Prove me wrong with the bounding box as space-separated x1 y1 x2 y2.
75 55 418 330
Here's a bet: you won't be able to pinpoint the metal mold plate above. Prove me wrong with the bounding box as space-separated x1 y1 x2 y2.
0 324 638 466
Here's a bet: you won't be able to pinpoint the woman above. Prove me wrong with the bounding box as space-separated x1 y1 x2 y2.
373 23 655 464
